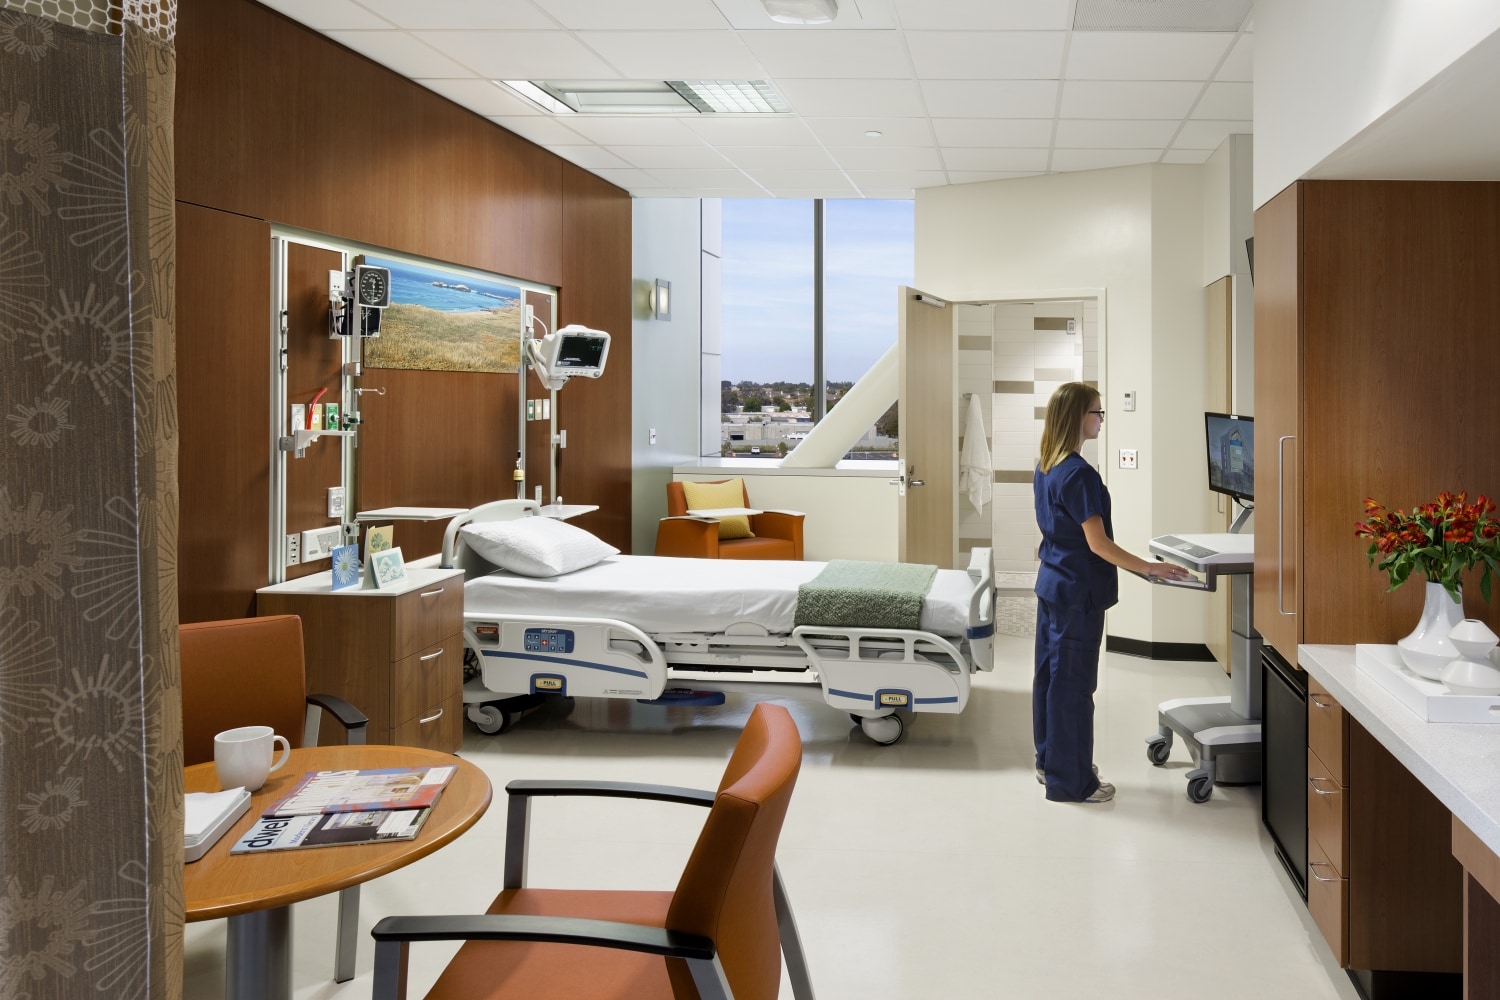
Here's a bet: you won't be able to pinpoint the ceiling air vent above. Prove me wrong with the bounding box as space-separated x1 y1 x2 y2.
1072 0 1252 31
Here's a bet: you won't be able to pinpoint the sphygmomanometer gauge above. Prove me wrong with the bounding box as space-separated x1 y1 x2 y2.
354 266 391 308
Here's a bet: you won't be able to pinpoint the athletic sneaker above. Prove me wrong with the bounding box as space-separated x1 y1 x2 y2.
1035 764 1099 785
1083 780 1116 803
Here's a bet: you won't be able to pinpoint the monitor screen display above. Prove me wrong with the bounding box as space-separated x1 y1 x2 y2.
556 334 606 370
1205 412 1254 502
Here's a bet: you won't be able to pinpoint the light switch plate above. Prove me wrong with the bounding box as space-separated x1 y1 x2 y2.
1123 391 1136 412
1120 449 1138 469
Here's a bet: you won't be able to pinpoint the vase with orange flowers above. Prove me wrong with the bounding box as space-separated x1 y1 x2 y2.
1355 492 1500 679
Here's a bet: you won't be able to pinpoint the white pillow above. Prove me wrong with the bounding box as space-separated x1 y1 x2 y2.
459 516 618 577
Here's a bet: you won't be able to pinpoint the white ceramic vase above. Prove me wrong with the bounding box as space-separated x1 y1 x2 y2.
1396 580 1466 679
1440 619 1500 695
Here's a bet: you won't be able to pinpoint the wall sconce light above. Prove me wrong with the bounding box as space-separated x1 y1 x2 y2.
652 278 672 320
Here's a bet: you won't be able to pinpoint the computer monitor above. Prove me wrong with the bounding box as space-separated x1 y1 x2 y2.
1205 412 1254 502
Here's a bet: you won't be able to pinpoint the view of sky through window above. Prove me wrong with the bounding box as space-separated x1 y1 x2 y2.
721 199 914 385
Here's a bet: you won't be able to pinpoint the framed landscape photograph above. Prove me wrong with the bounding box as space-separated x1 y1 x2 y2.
361 254 522 373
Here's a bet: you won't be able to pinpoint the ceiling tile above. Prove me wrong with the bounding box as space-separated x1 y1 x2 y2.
920 80 1058 118
412 29 621 78
738 29 913 79
355 0 556 30
844 168 950 188
940 147 1048 171
890 0 1071 30
946 170 1043 184
1192 81 1252 120
803 116 934 146
1172 119 1252 149
324 31 476 77
488 116 591 145
1065 31 1235 81
575 30 766 78
589 167 669 187
904 31 1066 80
255 0 394 29
417 79 547 116
930 117 1053 146
1054 119 1179 148
771 187 865 198
1049 148 1160 171
1216 34 1252 82
775 79 927 118
856 189 922 199
615 145 733 168
715 145 839 169
533 0 733 30
647 167 765 188
555 116 708 145
547 145 633 168
743 168 856 188
1162 149 1213 164
710 0 901 30
1059 80 1200 119
680 115 821 145
827 145 942 170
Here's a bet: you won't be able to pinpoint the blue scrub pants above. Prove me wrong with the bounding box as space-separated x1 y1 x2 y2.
1033 595 1106 802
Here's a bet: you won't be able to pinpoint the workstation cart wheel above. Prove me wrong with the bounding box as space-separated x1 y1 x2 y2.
1145 735 1172 766
1185 768 1214 804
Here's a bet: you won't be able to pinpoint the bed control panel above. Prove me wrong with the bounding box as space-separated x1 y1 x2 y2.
523 628 574 653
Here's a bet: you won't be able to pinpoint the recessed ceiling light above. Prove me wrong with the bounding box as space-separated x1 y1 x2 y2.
499 79 790 115
760 0 837 24
499 80 574 114
864 130 883 138
670 81 791 114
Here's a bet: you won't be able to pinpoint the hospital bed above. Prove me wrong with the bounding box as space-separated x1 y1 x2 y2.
441 500 997 744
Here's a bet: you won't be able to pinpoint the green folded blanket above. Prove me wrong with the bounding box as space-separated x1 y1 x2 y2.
794 560 939 631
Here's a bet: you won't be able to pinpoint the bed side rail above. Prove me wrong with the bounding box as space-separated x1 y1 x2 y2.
965 547 996 672
440 499 540 577
790 626 971 715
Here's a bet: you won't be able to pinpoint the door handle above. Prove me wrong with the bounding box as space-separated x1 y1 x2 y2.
908 480 925 487
1277 435 1296 617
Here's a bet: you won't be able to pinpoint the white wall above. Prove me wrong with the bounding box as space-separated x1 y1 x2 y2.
1202 134 1255 414
1254 0 1500 207
916 165 1210 645
632 199 705 554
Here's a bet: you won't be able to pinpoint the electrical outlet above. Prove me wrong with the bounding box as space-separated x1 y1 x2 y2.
327 486 345 519
1119 449 1138 469
285 533 301 566
302 525 342 562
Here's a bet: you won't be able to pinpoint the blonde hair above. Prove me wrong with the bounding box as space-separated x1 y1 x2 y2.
1038 382 1099 473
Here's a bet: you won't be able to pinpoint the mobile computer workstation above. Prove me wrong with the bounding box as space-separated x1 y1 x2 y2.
1135 412 1261 803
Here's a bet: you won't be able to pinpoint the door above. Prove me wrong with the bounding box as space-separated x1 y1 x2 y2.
897 286 955 566
1204 276 1233 671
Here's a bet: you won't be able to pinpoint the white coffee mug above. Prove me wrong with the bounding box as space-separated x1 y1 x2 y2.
214 725 291 792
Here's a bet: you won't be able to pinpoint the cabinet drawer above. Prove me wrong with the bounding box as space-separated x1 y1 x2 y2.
1307 678 1346 785
1308 835 1349 966
1307 747 1347 875
392 636 462 728
392 575 464 657
392 692 461 752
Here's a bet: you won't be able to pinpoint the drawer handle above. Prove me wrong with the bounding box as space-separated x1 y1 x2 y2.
419 648 445 662
1308 861 1340 883
417 707 444 725
1308 775 1340 796
419 589 444 598
1310 695 1332 709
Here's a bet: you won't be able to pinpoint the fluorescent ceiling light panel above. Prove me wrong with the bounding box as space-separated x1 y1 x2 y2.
500 80 575 114
501 80 788 116
761 0 838 24
669 81 791 114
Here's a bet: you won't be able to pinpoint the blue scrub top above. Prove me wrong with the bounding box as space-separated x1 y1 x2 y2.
1034 452 1118 612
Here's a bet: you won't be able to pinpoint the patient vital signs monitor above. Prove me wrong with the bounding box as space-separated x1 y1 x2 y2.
1205 412 1254 502
526 325 610 390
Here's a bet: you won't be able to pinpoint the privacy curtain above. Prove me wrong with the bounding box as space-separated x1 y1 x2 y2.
0 3 180 998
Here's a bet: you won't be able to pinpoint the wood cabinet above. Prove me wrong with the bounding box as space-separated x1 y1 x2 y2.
1252 180 1500 660
1451 818 1500 1000
257 568 465 751
1304 684 1463 977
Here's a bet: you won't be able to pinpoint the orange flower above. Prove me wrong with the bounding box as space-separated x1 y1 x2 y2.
1356 489 1500 602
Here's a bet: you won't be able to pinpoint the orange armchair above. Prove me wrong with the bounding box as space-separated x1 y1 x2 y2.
655 480 805 560
370 703 812 1000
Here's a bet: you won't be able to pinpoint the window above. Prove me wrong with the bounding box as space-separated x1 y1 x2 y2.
717 199 913 459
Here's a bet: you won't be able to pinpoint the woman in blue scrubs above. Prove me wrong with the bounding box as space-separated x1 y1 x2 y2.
1033 383 1191 803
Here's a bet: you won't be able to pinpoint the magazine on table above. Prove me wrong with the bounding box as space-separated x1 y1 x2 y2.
230 808 431 853
262 765 455 817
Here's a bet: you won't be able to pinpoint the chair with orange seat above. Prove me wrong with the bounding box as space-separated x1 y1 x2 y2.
179 614 370 983
370 702 814 1000
655 478 805 560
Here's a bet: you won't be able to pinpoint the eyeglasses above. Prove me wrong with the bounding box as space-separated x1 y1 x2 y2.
1087 410 1105 418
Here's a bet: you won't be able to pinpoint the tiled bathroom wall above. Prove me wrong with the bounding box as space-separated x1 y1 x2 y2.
957 299 1098 576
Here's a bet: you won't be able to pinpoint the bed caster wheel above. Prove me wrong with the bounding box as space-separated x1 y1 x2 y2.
1185 770 1214 804
468 704 512 735
1145 736 1171 766
860 714 903 745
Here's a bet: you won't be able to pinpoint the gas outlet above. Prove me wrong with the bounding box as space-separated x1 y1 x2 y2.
1119 449 1138 469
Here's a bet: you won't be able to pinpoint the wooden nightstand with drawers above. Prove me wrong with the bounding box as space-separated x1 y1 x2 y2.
257 567 465 752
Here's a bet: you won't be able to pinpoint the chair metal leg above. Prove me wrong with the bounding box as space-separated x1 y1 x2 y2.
774 863 816 1000
334 885 360 982
503 793 532 890
371 938 410 1000
686 954 735 1000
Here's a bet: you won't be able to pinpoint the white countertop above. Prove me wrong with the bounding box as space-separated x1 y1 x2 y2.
1300 643 1500 859
674 458 899 478
257 566 461 597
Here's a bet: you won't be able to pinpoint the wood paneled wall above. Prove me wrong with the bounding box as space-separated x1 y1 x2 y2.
174 0 632 621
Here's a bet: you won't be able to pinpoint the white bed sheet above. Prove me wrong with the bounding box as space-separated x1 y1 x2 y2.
462 554 974 637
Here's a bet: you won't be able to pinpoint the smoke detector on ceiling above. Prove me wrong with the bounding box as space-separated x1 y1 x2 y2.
760 0 837 24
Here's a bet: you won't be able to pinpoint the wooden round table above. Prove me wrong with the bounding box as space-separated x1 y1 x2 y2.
185 745 491 1000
